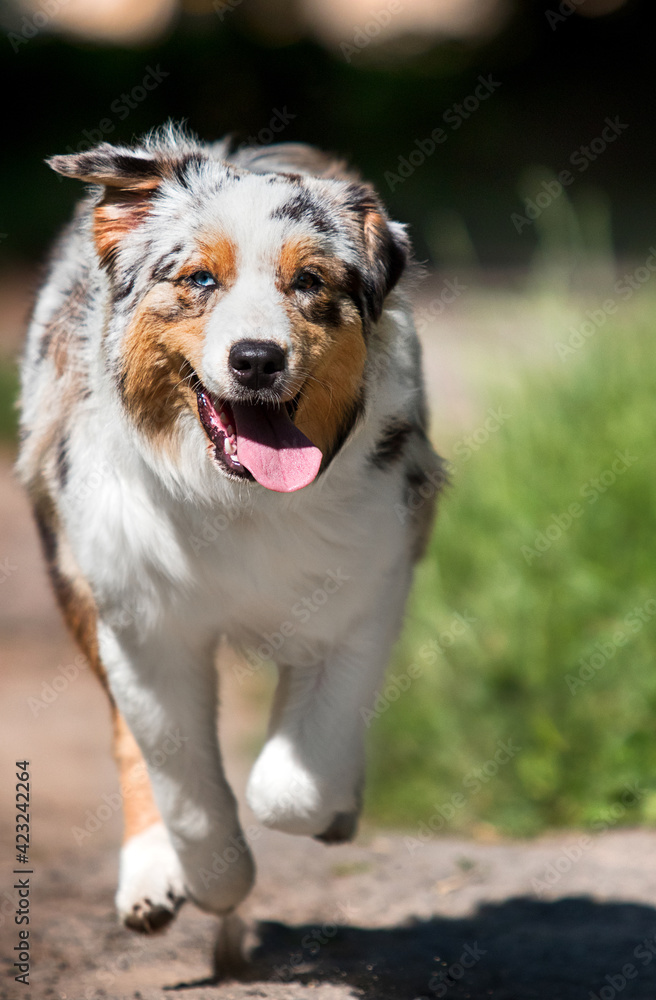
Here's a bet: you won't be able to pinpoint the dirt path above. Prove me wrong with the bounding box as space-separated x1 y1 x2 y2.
2 306 656 999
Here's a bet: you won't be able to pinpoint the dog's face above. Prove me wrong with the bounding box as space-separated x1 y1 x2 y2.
50 142 408 492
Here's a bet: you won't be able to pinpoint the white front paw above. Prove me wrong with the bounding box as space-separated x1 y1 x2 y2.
116 822 186 933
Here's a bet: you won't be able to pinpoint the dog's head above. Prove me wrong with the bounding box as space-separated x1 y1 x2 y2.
49 133 409 493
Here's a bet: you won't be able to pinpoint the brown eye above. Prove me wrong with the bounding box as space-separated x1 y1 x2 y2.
294 271 322 292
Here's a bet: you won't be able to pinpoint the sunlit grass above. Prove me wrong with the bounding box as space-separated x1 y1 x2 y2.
0 360 19 443
365 292 656 836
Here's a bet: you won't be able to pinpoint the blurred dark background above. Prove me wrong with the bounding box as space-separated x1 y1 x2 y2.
0 0 652 271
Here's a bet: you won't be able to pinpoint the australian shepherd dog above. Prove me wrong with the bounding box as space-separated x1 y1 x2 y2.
17 125 443 967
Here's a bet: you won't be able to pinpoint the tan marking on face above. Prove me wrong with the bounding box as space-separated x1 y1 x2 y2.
291 306 367 456
197 234 239 288
113 711 162 842
276 238 367 456
277 236 325 288
119 283 208 451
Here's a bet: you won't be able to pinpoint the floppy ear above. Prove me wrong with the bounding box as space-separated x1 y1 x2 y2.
346 184 410 323
47 146 164 269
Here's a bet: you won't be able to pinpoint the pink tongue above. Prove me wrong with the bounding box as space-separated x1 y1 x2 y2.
231 403 323 493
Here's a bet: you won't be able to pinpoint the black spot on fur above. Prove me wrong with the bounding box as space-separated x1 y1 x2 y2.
37 329 53 362
321 299 343 328
33 495 58 569
344 264 366 325
170 154 206 189
370 420 414 469
112 273 136 303
56 434 69 489
272 194 337 236
298 295 343 328
149 253 180 284
116 371 128 405
405 454 449 497
115 154 164 179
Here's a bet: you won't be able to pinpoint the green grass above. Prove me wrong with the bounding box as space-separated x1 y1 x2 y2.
365 294 656 837
0 360 19 443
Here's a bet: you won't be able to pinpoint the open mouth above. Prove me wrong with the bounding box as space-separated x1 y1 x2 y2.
195 382 323 494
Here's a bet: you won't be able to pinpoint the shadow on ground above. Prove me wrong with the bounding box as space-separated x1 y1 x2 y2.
162 896 656 999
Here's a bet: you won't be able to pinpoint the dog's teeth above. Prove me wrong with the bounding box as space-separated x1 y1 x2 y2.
226 424 234 436
224 438 237 456
220 411 228 424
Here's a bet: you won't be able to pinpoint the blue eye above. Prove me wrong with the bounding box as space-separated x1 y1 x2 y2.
190 270 217 288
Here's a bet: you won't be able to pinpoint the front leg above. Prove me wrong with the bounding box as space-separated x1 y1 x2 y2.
246 592 409 842
98 620 255 915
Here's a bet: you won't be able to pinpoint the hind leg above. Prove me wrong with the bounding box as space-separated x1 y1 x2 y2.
113 711 186 932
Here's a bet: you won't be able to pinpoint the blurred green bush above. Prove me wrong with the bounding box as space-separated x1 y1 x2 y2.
0 362 19 443
365 293 656 836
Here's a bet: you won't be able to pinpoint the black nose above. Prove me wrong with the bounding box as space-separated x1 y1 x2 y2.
228 340 286 391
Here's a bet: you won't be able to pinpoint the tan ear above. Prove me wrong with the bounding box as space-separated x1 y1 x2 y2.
47 146 163 268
